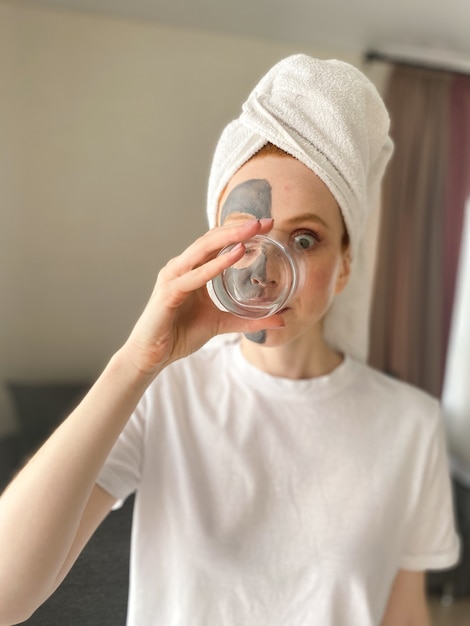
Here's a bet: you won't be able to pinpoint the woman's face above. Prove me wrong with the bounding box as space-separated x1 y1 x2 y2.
217 153 351 346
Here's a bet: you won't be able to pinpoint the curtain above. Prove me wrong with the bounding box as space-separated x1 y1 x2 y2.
369 66 470 398
369 65 452 397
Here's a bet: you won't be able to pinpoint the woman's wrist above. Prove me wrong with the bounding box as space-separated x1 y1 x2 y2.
110 340 166 389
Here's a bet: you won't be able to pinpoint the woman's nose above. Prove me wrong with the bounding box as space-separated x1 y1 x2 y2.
249 253 277 287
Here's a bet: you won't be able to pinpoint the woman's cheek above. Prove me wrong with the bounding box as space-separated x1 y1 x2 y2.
305 261 340 295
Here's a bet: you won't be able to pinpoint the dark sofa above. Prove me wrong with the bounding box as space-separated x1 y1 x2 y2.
21 496 133 626
0 381 133 625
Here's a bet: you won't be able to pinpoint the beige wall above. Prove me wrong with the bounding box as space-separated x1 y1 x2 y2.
0 2 361 434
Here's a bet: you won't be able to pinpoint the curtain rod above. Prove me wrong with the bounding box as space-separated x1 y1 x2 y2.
365 46 470 77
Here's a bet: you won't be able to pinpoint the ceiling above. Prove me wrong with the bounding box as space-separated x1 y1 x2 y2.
12 0 470 71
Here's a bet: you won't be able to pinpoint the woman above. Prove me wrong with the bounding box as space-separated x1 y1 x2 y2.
0 55 459 626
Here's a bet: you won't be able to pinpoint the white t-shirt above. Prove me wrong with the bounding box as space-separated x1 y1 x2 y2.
97 337 459 626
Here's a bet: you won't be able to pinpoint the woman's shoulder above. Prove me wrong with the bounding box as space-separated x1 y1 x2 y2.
346 357 440 417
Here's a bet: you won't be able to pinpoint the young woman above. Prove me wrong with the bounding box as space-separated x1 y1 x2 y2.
0 55 459 626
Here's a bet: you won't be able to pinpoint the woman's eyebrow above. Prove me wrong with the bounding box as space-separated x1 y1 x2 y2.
223 211 330 228
283 212 329 229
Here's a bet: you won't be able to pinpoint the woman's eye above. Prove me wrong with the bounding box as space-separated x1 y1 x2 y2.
293 233 318 250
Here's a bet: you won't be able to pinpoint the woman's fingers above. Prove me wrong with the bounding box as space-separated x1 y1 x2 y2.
163 218 274 279
171 242 246 299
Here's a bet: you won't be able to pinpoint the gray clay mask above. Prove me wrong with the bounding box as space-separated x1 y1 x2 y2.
219 178 272 224
219 178 273 344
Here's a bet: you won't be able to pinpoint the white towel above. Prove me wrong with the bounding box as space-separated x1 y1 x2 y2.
206 55 394 361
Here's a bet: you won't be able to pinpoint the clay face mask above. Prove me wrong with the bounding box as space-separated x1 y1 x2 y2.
213 177 279 340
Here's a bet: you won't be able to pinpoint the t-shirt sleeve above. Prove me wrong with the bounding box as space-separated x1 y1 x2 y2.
400 405 460 571
96 392 148 501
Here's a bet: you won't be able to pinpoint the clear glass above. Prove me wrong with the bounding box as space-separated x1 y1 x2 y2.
207 235 304 319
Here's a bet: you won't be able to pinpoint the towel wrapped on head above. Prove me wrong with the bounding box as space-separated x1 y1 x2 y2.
206 54 394 361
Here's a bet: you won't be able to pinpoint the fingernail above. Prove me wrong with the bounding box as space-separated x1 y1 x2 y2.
230 242 244 252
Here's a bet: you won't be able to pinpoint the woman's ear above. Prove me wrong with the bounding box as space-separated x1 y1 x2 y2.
335 247 351 295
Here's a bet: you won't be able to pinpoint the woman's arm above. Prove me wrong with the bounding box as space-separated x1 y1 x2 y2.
0 218 283 625
381 570 430 626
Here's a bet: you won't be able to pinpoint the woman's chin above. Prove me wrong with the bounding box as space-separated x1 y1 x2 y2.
243 327 288 347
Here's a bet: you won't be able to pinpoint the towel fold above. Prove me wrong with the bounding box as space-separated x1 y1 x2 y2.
207 55 394 361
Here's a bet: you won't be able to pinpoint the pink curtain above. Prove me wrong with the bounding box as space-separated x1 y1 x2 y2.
369 65 470 398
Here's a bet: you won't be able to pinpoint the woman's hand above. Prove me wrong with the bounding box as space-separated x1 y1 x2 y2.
123 218 284 377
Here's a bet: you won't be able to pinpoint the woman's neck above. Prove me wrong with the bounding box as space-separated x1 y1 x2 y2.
240 334 344 380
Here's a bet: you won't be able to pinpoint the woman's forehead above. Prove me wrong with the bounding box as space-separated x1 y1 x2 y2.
218 154 339 225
